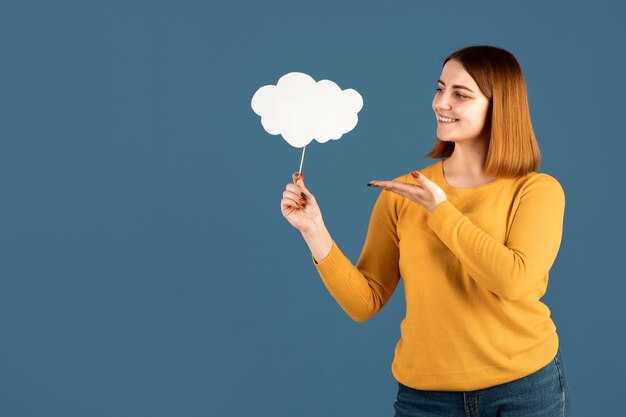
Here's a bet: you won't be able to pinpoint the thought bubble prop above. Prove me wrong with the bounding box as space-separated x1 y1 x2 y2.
251 72 363 176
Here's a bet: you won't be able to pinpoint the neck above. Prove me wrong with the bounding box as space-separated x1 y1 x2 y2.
444 136 490 177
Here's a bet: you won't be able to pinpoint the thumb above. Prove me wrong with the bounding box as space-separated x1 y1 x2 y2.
410 170 426 187
296 177 309 192
293 172 311 194
292 171 305 185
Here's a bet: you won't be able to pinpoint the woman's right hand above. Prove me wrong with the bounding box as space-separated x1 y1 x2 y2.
281 172 324 235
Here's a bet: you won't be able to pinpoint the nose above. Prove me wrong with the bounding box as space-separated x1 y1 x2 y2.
434 94 451 111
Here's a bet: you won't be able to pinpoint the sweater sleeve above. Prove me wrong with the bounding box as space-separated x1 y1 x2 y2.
311 188 402 322
426 174 566 301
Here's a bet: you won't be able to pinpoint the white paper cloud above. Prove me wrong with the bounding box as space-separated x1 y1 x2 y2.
251 72 363 148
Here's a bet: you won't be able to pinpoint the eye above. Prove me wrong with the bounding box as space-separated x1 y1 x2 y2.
435 88 468 100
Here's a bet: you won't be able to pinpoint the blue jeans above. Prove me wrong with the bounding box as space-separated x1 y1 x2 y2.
393 348 571 417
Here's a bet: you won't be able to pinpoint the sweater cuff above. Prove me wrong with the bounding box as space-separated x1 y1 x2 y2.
426 199 460 233
311 240 342 272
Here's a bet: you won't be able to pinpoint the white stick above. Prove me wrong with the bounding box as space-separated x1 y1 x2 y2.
298 146 306 177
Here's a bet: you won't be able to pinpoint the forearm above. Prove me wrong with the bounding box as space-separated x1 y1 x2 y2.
304 189 402 322
427 197 563 301
304 228 394 322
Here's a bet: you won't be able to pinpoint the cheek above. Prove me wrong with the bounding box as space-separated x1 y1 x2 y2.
476 110 490 127
473 102 490 125
465 106 489 127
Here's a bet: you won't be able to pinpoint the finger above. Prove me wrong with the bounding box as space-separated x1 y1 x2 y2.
369 180 413 194
372 180 427 202
369 182 408 201
292 171 305 184
410 171 425 186
286 184 310 202
281 198 294 211
283 191 308 206
295 177 310 196
282 197 305 211
286 183 303 194
281 198 294 210
288 179 312 201
281 199 299 213
284 188 305 201
368 180 394 189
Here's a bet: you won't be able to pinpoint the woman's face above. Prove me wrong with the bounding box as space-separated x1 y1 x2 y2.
432 59 491 144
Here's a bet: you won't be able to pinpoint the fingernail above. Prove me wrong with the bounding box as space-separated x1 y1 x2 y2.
299 198 306 204
411 171 419 178
300 192 307 200
296 203 304 209
367 182 376 187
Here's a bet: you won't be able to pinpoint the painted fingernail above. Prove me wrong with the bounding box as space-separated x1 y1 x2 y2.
299 198 306 204
300 192 307 200
411 171 419 178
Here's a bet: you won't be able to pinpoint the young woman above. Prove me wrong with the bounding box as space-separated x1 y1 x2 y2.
280 45 571 416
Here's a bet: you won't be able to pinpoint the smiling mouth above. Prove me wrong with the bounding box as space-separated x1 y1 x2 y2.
437 116 458 124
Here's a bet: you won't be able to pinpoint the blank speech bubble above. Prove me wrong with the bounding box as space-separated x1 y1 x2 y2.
251 72 363 148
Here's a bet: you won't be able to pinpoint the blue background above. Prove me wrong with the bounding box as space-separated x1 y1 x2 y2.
0 0 624 415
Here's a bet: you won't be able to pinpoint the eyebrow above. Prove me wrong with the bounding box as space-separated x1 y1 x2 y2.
437 79 474 93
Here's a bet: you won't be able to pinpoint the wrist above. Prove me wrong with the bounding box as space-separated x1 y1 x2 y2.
429 198 447 213
302 223 333 263
301 221 326 240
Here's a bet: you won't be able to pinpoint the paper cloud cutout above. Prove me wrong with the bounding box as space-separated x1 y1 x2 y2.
251 72 363 148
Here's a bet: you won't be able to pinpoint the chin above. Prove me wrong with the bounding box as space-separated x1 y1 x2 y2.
436 135 458 142
437 132 478 143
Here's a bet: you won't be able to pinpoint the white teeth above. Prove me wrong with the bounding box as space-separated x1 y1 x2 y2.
438 116 457 123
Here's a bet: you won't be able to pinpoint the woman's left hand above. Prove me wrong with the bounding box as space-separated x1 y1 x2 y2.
368 171 447 213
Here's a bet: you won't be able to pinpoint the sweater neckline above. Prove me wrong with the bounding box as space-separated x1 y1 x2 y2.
436 159 503 192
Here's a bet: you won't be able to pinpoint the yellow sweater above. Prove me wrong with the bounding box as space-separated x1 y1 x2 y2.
312 159 566 391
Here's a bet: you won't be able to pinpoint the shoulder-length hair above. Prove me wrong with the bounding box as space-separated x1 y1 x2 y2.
425 45 541 177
